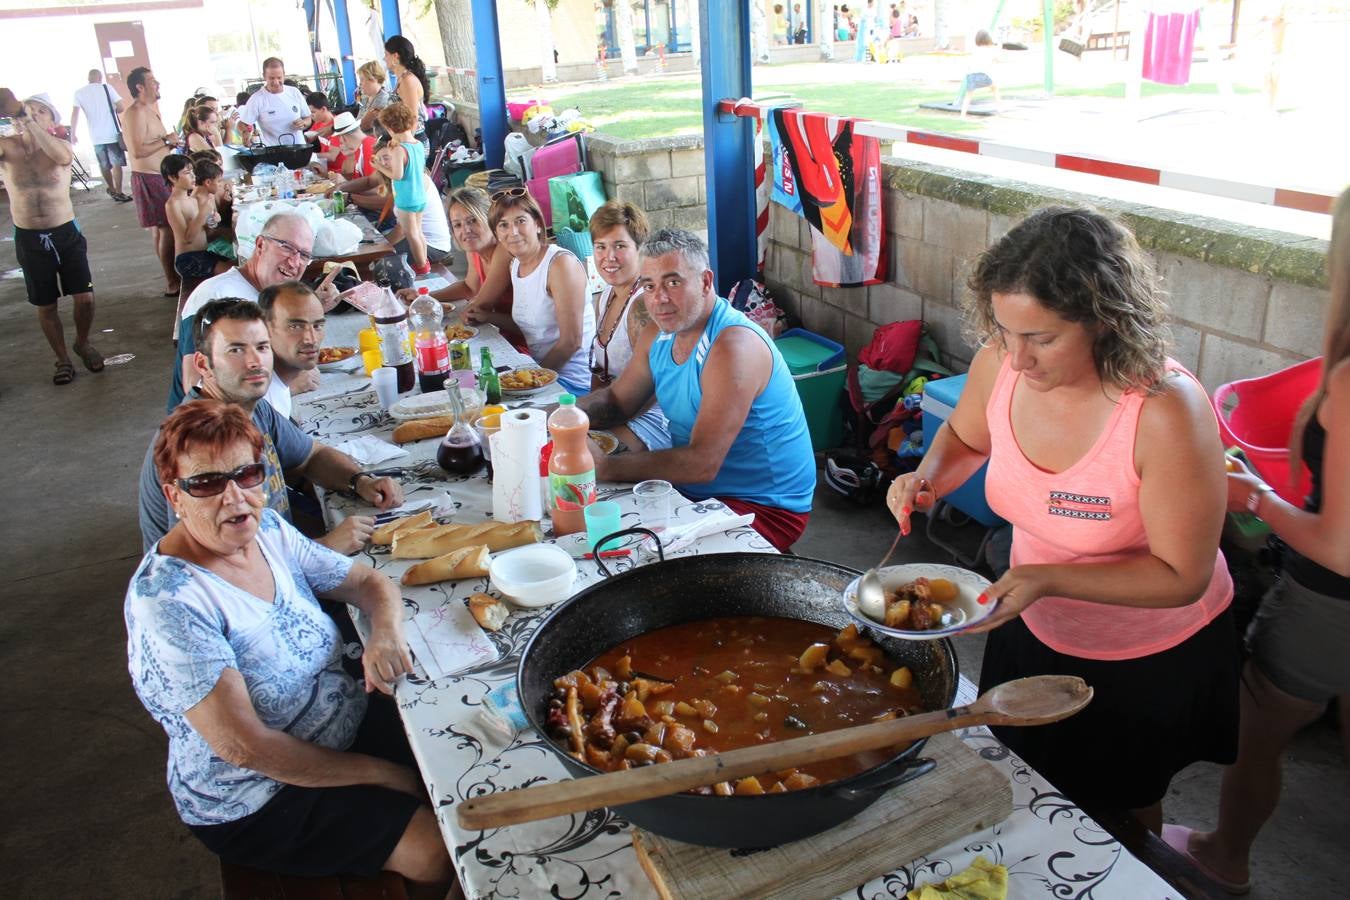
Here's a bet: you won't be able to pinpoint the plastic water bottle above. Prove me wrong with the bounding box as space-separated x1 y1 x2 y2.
410 291 450 394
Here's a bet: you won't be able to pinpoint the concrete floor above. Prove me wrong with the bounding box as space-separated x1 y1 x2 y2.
1 189 1344 898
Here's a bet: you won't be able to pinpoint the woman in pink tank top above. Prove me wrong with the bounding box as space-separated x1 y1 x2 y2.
887 207 1239 833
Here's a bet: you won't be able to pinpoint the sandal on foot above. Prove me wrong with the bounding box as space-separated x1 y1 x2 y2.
53 361 76 385
73 342 105 373
1160 825 1251 895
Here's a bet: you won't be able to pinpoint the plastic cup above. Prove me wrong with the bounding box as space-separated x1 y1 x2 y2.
583 501 623 551
361 348 383 376
473 414 501 462
371 367 399 409
633 479 674 533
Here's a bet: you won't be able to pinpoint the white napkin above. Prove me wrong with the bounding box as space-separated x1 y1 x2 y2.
657 512 756 554
405 600 499 682
332 435 408 465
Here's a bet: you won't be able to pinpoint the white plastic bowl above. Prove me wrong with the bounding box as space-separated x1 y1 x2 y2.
489 543 577 608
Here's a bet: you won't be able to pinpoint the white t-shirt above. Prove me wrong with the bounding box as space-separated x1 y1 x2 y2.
239 86 309 146
264 375 293 419
73 82 122 145
420 174 450 252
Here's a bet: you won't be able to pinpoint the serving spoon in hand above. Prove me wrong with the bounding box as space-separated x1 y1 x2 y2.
457 674 1093 830
855 530 903 618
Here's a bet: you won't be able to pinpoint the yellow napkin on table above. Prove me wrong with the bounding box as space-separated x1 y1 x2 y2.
906 857 1007 900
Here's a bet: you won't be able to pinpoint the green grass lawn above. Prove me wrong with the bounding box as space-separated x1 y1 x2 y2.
524 75 989 140
517 73 1261 142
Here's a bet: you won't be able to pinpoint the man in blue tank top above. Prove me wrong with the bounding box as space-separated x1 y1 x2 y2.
578 229 815 551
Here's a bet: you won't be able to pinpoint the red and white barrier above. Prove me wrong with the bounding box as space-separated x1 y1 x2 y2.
718 99 1335 215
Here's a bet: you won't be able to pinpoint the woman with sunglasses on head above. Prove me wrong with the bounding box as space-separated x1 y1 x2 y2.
587 201 671 451
466 188 595 393
1168 188 1350 895
126 399 453 893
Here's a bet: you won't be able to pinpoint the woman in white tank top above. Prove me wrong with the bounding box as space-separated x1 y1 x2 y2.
589 203 670 451
466 190 594 392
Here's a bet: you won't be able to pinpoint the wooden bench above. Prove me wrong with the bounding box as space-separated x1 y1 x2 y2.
221 861 409 900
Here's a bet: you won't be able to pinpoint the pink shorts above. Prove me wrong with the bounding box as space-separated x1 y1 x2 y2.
131 170 171 228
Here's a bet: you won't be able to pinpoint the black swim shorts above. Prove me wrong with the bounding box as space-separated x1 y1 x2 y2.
13 220 94 306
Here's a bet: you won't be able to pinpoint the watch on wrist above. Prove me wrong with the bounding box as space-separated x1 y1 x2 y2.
349 471 371 494
1246 482 1274 514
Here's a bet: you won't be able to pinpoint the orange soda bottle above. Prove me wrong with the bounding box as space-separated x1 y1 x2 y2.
546 394 596 536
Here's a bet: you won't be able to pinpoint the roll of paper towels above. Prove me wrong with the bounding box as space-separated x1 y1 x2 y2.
492 408 547 523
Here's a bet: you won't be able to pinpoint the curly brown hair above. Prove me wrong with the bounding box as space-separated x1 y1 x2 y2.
377 101 417 135
964 206 1169 393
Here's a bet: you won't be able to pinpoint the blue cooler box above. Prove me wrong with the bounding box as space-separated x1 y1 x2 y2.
920 374 1005 528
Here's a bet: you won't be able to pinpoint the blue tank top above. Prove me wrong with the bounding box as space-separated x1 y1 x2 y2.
648 298 815 513
391 141 426 212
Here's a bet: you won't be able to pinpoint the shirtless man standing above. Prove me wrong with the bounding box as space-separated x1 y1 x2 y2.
122 66 180 296
0 94 103 385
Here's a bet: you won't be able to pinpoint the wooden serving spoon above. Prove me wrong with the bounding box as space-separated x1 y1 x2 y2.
457 674 1092 830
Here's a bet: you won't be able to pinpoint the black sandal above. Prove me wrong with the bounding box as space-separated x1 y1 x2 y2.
53 361 76 385
73 342 105 372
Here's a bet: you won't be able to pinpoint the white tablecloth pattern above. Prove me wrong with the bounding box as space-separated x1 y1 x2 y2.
296 313 1179 900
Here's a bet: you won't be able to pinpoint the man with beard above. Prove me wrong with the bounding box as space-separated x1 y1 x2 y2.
257 281 324 420
123 66 181 296
139 299 399 554
0 93 104 385
168 212 334 410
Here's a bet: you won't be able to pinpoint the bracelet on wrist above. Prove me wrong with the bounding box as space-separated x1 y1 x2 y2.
348 471 371 494
1246 482 1274 515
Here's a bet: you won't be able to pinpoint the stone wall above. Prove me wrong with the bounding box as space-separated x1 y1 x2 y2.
764 159 1329 390
583 133 709 238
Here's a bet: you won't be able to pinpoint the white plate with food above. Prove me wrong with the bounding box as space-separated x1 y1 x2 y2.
500 367 559 396
317 346 360 371
443 323 479 342
841 563 994 640
589 430 620 455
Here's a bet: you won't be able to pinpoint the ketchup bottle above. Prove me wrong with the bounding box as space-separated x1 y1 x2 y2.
546 395 596 536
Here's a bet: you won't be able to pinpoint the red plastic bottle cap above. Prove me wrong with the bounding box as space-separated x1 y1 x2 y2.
418 287 429 295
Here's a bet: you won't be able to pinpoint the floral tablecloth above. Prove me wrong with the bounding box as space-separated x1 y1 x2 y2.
295 313 1179 900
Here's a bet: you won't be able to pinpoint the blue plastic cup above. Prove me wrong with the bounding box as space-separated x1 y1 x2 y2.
583 501 623 551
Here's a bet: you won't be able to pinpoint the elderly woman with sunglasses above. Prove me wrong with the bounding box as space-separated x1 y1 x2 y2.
587 201 671 451
464 188 595 393
125 399 453 891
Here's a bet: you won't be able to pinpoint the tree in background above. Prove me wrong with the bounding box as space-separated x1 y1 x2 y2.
615 0 639 75
431 0 477 101
529 0 560 82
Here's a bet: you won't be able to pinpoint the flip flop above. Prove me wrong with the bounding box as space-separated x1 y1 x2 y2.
73 342 105 373
53 361 76 385
115 192 134 203
1160 825 1251 895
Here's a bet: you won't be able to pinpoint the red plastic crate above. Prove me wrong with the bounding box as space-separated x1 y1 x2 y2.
1212 356 1321 504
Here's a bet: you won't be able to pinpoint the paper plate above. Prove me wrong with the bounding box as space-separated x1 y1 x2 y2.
841 563 994 640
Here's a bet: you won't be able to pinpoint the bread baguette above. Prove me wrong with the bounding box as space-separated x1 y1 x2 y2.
392 416 456 444
401 545 490 585
468 593 509 631
371 510 435 546
392 521 543 559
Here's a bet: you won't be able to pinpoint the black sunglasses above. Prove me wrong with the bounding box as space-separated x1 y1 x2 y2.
176 462 267 498
490 186 528 203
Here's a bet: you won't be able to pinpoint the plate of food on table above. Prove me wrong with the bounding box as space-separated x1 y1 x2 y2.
589 430 620 455
841 563 994 640
444 323 478 341
500 367 558 396
316 346 359 371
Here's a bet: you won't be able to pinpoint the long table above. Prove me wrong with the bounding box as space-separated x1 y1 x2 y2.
295 310 1179 899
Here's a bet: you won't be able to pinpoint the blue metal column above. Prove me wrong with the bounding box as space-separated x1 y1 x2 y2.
471 0 508 169
302 0 321 79
331 0 358 104
380 0 401 39
699 0 755 295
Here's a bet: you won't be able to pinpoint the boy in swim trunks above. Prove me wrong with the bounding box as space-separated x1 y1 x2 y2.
163 155 229 317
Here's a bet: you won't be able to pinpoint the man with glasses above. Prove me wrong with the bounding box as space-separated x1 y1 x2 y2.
139 299 400 554
168 212 332 411
576 229 816 552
